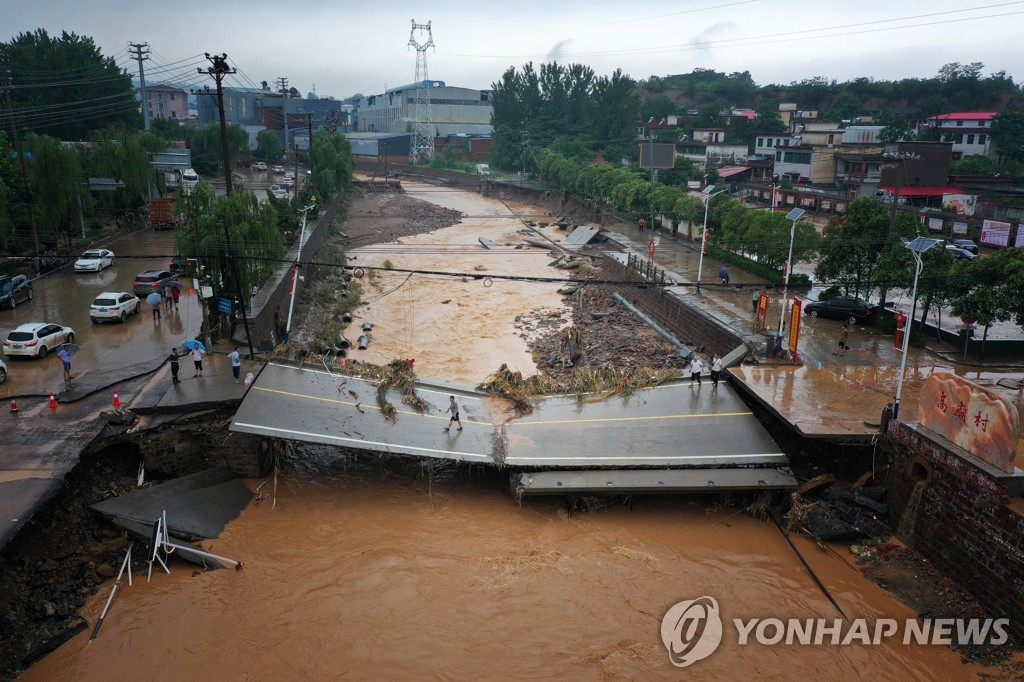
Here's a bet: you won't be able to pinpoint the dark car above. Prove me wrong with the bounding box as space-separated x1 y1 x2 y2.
945 246 978 260
804 296 878 324
169 255 187 274
132 270 177 297
0 275 33 309
952 239 978 254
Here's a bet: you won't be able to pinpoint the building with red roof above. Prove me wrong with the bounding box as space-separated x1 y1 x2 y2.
919 112 998 159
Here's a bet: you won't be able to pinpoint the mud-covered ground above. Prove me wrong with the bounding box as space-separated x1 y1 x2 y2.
0 447 140 679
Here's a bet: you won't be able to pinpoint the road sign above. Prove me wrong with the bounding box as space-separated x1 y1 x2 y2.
960 314 977 325
218 298 233 314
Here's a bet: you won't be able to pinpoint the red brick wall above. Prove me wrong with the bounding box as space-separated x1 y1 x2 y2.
885 423 1024 640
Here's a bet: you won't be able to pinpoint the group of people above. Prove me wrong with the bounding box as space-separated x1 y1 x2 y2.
687 353 724 388
148 283 180 321
166 345 243 384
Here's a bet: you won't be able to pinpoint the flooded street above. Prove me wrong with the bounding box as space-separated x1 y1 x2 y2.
22 453 995 680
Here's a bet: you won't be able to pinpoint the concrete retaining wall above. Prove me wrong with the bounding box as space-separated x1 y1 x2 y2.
885 423 1024 641
139 411 273 478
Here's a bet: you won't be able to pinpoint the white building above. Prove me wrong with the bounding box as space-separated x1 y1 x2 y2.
919 112 997 159
356 80 493 136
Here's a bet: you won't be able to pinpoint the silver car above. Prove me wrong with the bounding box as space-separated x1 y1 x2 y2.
74 248 115 272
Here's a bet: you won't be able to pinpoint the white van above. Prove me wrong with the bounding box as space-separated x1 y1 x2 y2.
475 163 491 176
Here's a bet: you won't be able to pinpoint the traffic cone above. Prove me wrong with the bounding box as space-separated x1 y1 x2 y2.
112 391 121 408
48 392 58 408
10 399 18 413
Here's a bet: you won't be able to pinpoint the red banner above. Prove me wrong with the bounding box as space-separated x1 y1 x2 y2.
788 298 802 355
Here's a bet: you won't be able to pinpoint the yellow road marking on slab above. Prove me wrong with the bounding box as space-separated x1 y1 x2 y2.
508 411 753 426
252 385 462 423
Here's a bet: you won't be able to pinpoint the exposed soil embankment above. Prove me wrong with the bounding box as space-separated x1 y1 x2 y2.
0 447 139 680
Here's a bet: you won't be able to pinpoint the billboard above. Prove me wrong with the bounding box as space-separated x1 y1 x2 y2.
980 219 1011 247
639 143 677 169
942 193 976 216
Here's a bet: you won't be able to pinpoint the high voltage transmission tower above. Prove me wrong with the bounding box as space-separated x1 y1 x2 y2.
408 19 434 164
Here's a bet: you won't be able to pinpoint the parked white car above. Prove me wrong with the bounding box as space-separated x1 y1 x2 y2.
0 356 7 383
271 165 285 174
3 322 75 358
90 291 141 324
74 249 115 272
253 161 267 171
280 177 294 188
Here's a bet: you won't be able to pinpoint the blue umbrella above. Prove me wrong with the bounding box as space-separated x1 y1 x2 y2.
184 339 206 352
58 342 80 356
146 292 162 306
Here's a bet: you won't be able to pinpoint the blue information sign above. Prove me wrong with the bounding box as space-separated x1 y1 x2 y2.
217 298 233 314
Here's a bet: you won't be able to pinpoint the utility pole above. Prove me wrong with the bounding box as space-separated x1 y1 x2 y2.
129 42 152 131
408 20 435 163
277 76 288 163
307 111 314 192
2 71 40 275
199 53 255 359
190 204 213 349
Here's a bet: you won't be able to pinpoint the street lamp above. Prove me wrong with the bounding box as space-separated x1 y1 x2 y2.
283 204 317 344
696 185 727 293
893 236 940 421
777 207 806 337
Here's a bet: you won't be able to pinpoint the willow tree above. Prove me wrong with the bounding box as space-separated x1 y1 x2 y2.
175 184 283 308
25 133 84 245
86 127 163 218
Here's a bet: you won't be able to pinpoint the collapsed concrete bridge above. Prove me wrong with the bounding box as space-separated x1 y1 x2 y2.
230 362 796 496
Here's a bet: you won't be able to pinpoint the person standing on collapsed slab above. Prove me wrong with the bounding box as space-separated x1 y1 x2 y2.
443 395 463 432
688 355 705 387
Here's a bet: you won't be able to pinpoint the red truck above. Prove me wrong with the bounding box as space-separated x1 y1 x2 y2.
147 197 177 230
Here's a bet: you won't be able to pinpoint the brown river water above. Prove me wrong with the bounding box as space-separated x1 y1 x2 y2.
24 451 993 681
19 184 1008 679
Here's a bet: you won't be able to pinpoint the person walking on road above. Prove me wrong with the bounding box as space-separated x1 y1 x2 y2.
228 346 242 384
147 292 162 321
719 266 730 285
170 285 180 310
163 284 174 311
638 217 646 232
835 322 851 356
689 355 705 387
57 346 72 383
752 288 761 313
443 395 463 432
168 348 181 384
710 354 723 388
192 345 206 378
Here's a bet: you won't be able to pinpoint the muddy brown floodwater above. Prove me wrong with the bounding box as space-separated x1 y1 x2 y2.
17 183 1011 679
23 455 999 680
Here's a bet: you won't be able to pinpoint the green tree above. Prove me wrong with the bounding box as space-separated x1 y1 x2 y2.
255 130 283 160
877 108 915 143
0 29 139 139
694 97 729 129
814 197 915 298
24 133 84 246
640 94 677 121
311 130 353 199
992 110 1024 165
86 127 163 218
174 184 283 309
946 250 1020 359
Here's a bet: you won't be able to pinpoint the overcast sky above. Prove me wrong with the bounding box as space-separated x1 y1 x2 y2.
9 0 1022 100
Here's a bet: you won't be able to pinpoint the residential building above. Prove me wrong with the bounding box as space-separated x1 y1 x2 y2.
676 139 748 171
142 84 188 121
919 112 998 159
355 81 492 136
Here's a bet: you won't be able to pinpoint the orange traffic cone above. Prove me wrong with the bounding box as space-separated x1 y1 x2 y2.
112 391 121 408
10 399 18 413
48 392 58 408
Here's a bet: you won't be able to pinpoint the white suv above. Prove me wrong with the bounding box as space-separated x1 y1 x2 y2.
90 291 141 323
3 322 75 358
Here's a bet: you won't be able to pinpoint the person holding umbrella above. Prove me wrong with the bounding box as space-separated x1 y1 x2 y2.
146 291 162 321
57 345 73 382
185 340 206 378
169 281 181 309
